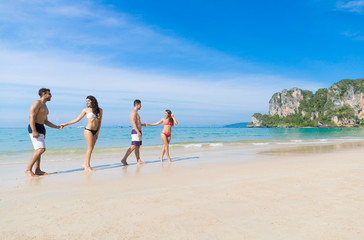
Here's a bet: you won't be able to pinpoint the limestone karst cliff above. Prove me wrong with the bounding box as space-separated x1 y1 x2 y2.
269 88 303 117
249 79 364 127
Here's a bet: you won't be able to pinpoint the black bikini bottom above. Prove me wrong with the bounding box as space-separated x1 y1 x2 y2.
85 128 98 135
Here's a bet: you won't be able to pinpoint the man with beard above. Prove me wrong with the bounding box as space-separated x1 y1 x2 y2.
26 88 62 177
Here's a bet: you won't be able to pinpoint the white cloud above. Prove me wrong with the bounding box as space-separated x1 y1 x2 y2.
44 3 127 27
336 0 364 13
0 0 256 73
0 47 321 127
46 5 96 18
341 31 364 41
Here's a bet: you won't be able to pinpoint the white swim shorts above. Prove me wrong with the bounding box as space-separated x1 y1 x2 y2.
29 134 46 149
131 129 142 146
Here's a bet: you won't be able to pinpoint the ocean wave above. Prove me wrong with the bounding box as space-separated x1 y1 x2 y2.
300 141 328 145
183 144 203 148
276 142 296 145
333 138 364 141
209 143 223 147
252 143 269 146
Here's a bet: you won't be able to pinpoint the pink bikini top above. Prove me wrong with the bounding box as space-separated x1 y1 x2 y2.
163 118 173 126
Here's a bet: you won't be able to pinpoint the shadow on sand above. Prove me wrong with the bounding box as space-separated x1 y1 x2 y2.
49 156 200 175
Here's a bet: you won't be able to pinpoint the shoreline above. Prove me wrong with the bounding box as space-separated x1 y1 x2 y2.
1 138 364 186
2 136 364 161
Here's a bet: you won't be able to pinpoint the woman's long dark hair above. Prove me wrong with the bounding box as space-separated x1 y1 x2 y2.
165 109 173 125
87 96 100 117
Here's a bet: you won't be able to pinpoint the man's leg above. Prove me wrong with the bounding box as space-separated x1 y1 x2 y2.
135 146 146 165
26 148 45 177
121 145 136 165
34 148 49 175
28 133 47 176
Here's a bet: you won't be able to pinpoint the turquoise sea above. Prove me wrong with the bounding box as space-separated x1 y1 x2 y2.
1 126 364 163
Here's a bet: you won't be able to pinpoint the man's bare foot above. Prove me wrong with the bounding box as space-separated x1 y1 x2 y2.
168 159 172 163
35 169 49 176
121 158 128 166
84 167 96 172
137 159 146 165
25 170 37 177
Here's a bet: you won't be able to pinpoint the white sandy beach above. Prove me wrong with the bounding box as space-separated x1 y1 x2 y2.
1 142 364 240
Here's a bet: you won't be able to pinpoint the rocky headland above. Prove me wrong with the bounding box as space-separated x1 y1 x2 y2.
249 79 364 128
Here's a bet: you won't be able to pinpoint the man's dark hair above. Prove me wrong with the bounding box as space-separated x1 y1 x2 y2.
134 99 141 106
38 88 50 97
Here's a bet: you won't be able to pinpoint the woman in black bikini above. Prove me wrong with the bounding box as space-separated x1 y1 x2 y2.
61 96 103 172
146 110 178 163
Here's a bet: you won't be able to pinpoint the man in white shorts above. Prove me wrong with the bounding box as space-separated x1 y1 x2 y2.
26 88 62 177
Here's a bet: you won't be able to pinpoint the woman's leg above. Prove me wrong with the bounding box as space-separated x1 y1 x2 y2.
166 136 172 162
161 134 172 163
160 133 167 162
84 130 95 172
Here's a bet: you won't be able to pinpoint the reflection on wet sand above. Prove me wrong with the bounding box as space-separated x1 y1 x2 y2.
161 162 172 170
121 165 129 175
257 141 364 156
26 175 41 186
120 164 146 175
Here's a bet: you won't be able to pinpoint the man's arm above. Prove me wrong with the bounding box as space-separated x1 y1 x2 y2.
29 101 41 138
44 117 61 129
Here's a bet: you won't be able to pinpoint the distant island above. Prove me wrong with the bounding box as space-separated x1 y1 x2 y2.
224 122 249 128
248 78 364 128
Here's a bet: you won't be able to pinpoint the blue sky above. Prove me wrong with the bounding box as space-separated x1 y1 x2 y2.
1 0 364 127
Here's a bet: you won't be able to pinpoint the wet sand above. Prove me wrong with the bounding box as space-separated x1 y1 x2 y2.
1 142 364 239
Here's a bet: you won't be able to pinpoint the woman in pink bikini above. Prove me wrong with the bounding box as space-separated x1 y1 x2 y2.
61 96 103 172
147 110 178 163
